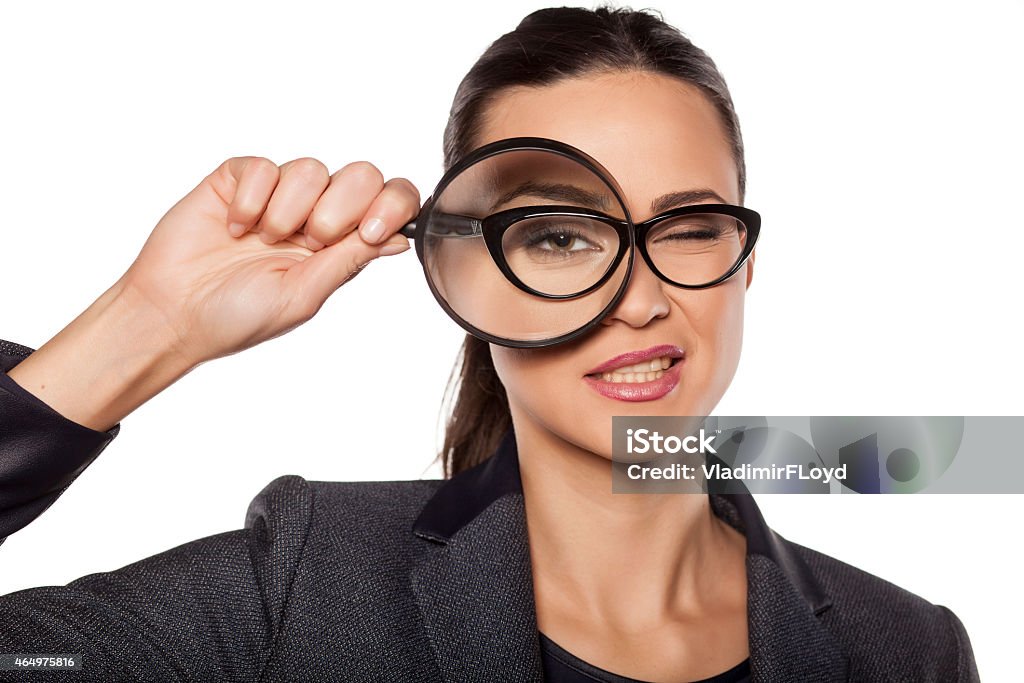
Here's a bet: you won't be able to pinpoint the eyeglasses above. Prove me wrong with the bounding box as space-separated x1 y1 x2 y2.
398 137 761 348
413 202 759 298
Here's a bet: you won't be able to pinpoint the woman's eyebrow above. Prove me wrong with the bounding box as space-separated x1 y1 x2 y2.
488 184 727 213
650 189 728 213
490 181 611 211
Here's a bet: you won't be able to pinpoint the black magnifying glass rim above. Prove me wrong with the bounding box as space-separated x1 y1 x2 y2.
400 136 638 349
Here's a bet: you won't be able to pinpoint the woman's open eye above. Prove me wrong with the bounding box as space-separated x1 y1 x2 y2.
503 216 613 260
522 225 599 253
501 215 618 275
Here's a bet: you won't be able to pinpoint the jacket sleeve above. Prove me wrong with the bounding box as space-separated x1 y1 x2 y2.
0 473 313 682
0 338 121 547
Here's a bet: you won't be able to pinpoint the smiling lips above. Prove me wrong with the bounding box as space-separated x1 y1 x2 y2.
583 344 685 402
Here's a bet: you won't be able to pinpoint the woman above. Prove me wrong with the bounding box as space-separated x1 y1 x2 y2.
0 5 978 682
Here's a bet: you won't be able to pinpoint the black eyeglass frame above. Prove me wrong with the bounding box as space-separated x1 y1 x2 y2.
397 136 761 349
416 202 761 300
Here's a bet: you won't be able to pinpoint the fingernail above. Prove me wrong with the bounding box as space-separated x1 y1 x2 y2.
361 217 386 243
378 243 411 257
228 222 245 237
305 234 324 250
259 231 276 245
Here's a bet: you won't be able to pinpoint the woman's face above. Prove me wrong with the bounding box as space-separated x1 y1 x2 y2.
477 70 753 459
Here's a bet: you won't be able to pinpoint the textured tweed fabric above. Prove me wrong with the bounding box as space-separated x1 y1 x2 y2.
0 339 980 682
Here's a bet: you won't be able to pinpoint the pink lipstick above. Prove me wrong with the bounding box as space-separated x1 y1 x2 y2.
583 344 684 402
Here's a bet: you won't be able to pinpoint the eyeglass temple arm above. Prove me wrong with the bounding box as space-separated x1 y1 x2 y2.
398 212 483 239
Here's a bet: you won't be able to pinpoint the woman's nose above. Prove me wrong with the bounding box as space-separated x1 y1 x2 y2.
600 252 671 329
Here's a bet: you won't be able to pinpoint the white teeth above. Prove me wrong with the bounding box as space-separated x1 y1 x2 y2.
596 355 676 382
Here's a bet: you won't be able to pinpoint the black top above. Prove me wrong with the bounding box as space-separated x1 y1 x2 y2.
540 633 751 683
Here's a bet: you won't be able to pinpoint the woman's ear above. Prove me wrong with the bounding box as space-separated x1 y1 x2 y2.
745 249 756 289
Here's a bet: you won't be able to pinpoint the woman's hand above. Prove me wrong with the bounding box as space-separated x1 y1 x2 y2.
6 157 418 432
120 156 419 368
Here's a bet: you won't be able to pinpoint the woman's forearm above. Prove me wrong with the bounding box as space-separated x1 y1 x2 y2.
6 279 197 433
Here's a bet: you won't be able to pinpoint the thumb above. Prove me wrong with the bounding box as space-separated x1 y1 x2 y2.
284 230 411 313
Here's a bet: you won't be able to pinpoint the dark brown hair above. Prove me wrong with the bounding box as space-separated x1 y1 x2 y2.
437 4 746 477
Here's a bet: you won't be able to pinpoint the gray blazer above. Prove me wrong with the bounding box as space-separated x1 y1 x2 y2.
0 338 980 682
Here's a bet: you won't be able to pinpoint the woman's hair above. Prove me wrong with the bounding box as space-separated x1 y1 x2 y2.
437 4 746 477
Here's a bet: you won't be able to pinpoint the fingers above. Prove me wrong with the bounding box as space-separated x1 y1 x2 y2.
294 175 419 303
220 157 420 252
252 158 330 245
304 168 421 251
223 157 280 237
355 177 421 246
216 154 422 316
303 161 384 250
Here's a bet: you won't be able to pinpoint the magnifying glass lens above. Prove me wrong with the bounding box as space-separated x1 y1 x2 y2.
421 147 631 345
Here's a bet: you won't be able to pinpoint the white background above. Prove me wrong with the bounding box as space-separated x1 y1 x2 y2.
2 0 1021 679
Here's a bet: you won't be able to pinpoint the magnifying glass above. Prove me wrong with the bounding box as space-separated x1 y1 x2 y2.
397 137 759 349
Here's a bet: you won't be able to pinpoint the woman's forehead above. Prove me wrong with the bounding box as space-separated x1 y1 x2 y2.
474 71 741 214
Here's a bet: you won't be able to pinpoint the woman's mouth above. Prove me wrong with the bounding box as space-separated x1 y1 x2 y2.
586 355 679 383
583 355 684 402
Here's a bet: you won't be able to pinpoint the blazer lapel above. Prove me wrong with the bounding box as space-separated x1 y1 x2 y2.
713 494 850 682
410 431 544 682
745 553 850 682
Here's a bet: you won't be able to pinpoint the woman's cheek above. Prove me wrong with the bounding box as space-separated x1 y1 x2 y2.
491 347 553 415
709 286 746 401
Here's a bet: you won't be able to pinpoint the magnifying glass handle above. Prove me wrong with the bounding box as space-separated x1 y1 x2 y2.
399 222 416 238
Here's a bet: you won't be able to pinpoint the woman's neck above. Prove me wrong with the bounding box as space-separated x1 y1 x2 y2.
514 418 747 632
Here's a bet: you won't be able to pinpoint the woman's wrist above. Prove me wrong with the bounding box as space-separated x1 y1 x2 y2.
6 279 199 433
